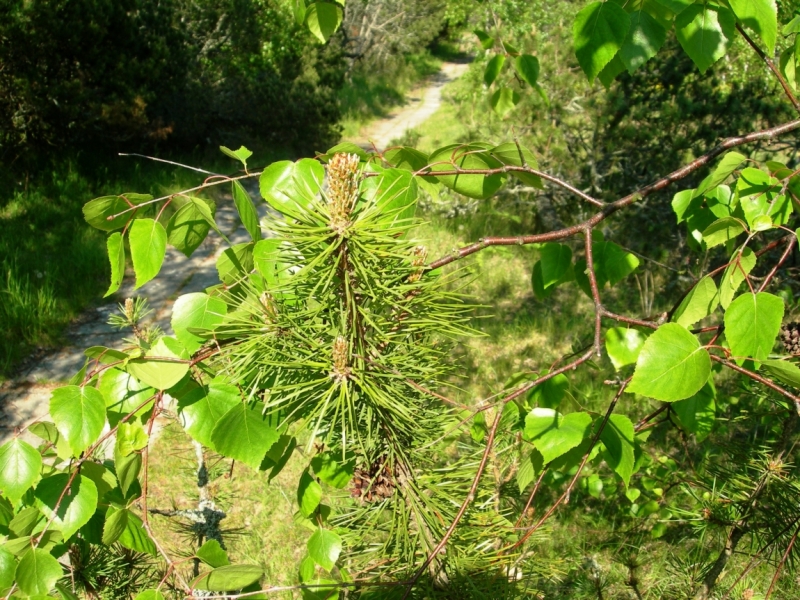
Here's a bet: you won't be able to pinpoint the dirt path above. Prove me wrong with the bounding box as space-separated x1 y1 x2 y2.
347 61 469 151
0 61 471 444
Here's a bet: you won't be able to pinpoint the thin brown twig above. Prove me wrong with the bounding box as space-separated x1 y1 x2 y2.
507 378 631 552
736 24 800 115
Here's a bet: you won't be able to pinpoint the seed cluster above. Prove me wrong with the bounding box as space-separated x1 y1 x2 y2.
327 153 361 234
350 456 395 503
780 321 800 355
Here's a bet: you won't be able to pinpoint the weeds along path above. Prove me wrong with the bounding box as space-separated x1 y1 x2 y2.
0 61 471 445
347 61 470 151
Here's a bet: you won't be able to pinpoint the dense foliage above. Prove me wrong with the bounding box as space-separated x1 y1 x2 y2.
4 1 800 600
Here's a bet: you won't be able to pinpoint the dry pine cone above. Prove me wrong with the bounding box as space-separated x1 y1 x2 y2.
350 456 395 503
780 321 800 355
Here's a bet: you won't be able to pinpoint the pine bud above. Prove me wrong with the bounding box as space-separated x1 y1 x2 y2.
327 153 361 234
408 245 427 283
331 335 351 382
125 298 135 321
259 291 278 324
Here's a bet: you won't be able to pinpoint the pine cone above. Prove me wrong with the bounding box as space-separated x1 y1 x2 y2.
350 456 396 503
780 321 800 355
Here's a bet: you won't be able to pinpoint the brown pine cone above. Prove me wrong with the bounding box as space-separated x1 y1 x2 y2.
780 322 800 355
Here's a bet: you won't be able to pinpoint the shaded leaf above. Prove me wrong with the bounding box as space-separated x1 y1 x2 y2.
105 232 125 297
719 247 756 309
192 564 264 591
514 54 540 86
672 381 716 441
484 54 505 86
298 471 323 518
675 4 735 74
232 181 262 242
619 10 667 74
599 414 635 486
672 276 719 328
35 474 98 540
729 0 777 54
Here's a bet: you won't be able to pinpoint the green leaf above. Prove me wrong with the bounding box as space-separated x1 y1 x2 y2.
0 545 14 595
133 591 166 600
50 385 106 456
701 217 746 249
104 232 125 297
197 539 230 568
695 152 748 198
605 327 646 370
383 147 429 172
490 142 542 188
573 1 630 81
307 528 342 571
116 422 149 456
15 549 62 597
484 54 505 86
192 564 264 591
724 292 784 362
672 189 695 223
102 506 129 545
675 4 735 74
593 241 639 286
166 197 216 257
299 554 316 582
619 11 667 74
83 193 152 232
517 449 544 493
98 368 154 426
318 142 369 163
298 471 323 517
528 373 569 409
115 448 142 499
360 167 417 228
310 453 353 489
652 0 692 14
719 247 756 309
598 54 626 88
261 434 297 482
254 239 291 287
737 167 791 228
178 383 241 449
523 409 592 464
171 293 227 354
129 218 167 289
672 380 716 441
10 506 45 537
539 243 573 289
514 54 540 87
127 337 190 390
672 276 719 328
232 181 262 242
489 87 520 117
784 14 800 35
762 359 800 388
116 510 156 555
216 242 255 286
729 0 777 54
628 323 711 401
220 145 253 168
599 414 635 486
304 2 343 43
780 46 797 90
0 439 42 503
35 474 98 540
474 29 494 49
427 144 506 200
210 403 280 469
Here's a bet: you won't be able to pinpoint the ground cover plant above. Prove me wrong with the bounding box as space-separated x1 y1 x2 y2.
4 1 800 599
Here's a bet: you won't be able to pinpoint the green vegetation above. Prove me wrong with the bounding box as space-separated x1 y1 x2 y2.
4 1 800 599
